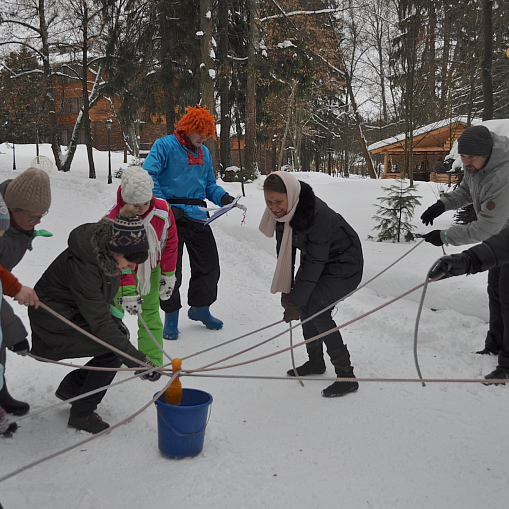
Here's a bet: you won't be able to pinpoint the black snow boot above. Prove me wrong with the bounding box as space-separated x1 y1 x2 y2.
322 345 359 398
68 412 110 434
287 339 326 377
0 378 30 416
483 366 509 386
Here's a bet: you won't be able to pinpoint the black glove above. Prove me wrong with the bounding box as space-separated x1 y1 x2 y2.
221 194 235 205
171 206 184 220
423 230 444 246
9 339 30 356
421 201 445 226
281 293 300 323
136 358 162 381
428 253 475 279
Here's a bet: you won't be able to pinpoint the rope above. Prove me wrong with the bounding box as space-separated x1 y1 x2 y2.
38 303 153 369
186 282 426 374
412 265 446 386
4 239 466 483
181 240 426 363
182 373 509 384
0 372 180 484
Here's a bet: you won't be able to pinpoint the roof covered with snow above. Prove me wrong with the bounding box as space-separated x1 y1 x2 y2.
368 116 482 152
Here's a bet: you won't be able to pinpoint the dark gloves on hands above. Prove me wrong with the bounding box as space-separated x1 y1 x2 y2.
9 339 30 356
428 252 479 279
281 293 300 323
136 358 162 381
221 194 235 205
423 230 444 246
421 200 445 226
171 206 184 220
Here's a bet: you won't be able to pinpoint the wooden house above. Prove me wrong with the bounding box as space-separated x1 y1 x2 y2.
54 64 167 154
368 117 481 183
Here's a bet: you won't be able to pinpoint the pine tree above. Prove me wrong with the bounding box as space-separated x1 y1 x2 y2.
453 204 477 225
372 179 422 242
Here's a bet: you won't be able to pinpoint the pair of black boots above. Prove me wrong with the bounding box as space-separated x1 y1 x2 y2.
287 340 358 397
0 377 30 416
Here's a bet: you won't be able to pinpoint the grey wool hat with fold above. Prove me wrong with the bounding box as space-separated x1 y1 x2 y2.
3 167 51 214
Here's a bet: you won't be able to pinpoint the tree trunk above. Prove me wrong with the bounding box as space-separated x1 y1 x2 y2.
160 3 176 133
245 0 258 177
481 0 493 120
200 0 220 174
218 0 230 175
81 3 96 179
343 66 376 179
278 81 297 170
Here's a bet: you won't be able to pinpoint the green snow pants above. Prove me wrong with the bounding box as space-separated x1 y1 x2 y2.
115 265 164 366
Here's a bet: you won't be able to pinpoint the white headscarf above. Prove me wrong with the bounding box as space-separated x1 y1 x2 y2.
259 171 301 294
135 208 160 295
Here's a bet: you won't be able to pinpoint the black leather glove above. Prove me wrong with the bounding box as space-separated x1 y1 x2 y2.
221 194 235 205
281 293 300 323
421 201 445 226
136 358 162 381
9 339 30 356
171 206 184 220
424 230 444 246
428 252 477 279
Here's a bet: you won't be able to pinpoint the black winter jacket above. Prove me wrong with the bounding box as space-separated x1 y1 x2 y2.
275 181 363 308
29 219 146 367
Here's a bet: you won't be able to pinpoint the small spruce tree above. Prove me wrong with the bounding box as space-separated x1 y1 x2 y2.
372 179 422 242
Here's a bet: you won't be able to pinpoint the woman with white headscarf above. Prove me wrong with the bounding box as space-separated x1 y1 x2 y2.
260 172 363 397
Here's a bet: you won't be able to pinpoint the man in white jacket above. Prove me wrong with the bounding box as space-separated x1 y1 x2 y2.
421 125 509 381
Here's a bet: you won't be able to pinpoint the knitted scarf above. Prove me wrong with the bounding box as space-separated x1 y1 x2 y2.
136 208 160 295
258 172 301 294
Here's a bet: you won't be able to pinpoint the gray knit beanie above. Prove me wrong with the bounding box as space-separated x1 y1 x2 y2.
457 126 493 157
4 167 51 214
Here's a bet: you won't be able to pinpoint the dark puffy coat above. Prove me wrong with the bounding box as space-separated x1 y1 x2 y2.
276 181 363 308
29 219 146 368
466 226 509 272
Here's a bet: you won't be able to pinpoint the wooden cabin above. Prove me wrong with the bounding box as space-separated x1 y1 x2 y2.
368 117 481 183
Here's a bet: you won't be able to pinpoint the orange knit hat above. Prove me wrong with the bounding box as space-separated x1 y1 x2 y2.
175 104 216 139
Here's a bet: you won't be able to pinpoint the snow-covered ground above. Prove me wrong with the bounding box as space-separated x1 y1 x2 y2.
0 143 508 509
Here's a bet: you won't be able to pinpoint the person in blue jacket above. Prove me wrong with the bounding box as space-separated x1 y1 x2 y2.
143 104 234 340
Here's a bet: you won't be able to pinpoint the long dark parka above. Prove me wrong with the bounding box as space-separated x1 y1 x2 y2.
275 181 363 310
29 218 146 367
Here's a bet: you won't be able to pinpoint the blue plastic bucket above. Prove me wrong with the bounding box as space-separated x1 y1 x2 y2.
154 388 213 458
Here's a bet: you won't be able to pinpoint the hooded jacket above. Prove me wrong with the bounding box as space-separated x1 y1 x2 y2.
29 219 146 367
275 181 363 308
439 132 509 246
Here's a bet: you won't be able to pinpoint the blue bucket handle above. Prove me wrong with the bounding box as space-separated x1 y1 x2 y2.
156 404 213 438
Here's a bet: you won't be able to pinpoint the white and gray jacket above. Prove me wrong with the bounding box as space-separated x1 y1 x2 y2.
440 132 509 246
